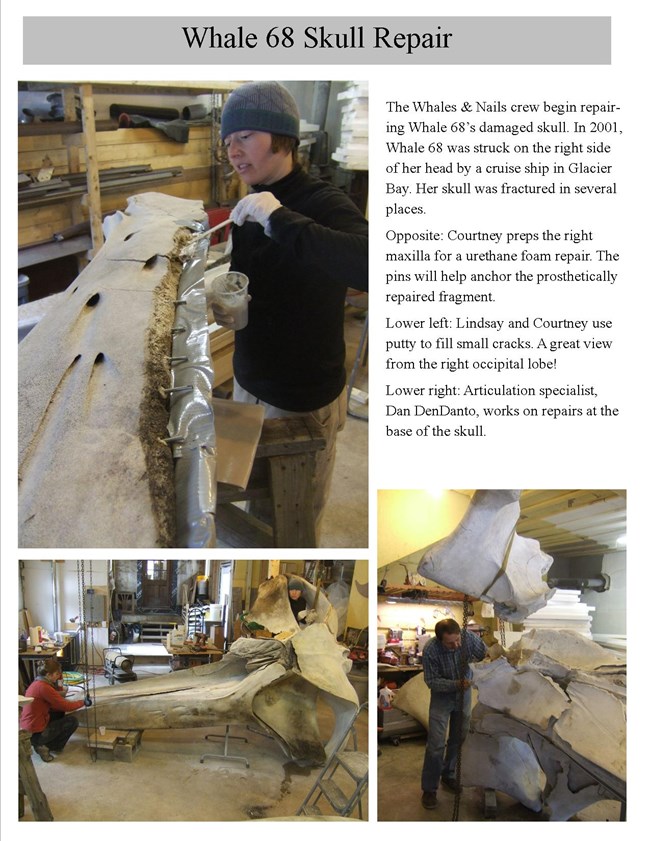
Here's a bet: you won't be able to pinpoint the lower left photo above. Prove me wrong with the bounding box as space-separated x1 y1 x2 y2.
18 558 369 822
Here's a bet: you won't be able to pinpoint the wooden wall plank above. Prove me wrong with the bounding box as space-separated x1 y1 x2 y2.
19 210 75 246
19 205 74 246
19 149 70 173
80 83 104 255
18 134 70 152
20 204 73 226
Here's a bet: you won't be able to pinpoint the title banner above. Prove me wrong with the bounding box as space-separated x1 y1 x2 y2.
23 17 611 65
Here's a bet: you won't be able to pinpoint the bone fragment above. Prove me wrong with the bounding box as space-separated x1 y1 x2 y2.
418 489 554 621
76 574 359 765
19 192 205 547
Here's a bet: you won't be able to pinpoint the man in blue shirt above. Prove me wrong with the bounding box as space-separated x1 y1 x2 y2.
421 618 487 809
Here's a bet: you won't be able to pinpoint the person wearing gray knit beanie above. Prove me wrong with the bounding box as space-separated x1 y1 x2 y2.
220 81 301 143
287 578 307 621
212 80 368 542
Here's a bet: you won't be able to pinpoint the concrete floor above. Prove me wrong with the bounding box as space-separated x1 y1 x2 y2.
377 735 623 822
20 659 369 822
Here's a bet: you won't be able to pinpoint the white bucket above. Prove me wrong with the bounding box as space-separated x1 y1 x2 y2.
208 604 222 622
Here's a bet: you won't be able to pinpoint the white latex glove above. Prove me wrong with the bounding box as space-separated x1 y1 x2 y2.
231 192 282 235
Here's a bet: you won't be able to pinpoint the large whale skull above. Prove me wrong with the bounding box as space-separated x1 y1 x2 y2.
80 575 358 765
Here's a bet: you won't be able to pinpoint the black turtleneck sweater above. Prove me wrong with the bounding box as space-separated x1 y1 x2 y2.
229 166 368 412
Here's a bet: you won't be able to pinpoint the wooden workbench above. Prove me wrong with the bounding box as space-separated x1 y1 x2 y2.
164 642 223 670
19 637 77 690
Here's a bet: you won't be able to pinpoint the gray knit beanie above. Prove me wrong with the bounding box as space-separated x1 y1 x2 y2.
288 578 305 592
220 81 300 141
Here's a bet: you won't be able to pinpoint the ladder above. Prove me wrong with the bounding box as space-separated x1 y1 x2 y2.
183 604 205 636
297 702 368 819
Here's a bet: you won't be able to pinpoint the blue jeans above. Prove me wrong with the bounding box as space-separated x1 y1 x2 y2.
421 690 471 792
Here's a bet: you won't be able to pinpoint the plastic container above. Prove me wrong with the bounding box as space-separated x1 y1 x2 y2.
378 686 395 709
170 626 185 646
208 604 222 622
205 269 249 330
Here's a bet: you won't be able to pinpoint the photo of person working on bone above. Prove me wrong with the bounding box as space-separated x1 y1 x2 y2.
208 81 369 538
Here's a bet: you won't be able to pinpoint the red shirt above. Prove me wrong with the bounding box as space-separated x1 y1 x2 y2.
20 678 85 733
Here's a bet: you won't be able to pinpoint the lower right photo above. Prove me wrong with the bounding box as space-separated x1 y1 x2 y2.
376 489 626 822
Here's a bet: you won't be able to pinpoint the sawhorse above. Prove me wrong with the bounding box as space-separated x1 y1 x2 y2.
216 415 326 548
19 730 53 821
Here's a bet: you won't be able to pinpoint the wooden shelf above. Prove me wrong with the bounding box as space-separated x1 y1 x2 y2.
19 119 116 137
22 80 242 96
140 621 178 643
18 234 93 270
379 584 470 603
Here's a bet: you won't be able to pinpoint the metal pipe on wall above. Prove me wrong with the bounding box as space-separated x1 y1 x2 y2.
244 561 254 611
310 81 331 129
51 560 59 632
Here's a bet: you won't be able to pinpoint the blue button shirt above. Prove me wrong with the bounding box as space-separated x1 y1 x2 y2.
422 631 487 694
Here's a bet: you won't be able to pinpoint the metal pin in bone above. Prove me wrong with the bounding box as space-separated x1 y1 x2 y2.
159 385 194 398
159 435 186 446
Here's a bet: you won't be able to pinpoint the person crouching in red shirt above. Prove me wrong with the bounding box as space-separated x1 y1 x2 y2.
20 658 87 762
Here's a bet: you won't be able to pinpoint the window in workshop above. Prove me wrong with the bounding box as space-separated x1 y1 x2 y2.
146 560 168 581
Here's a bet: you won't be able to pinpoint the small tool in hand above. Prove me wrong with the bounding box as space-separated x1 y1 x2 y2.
180 218 232 260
